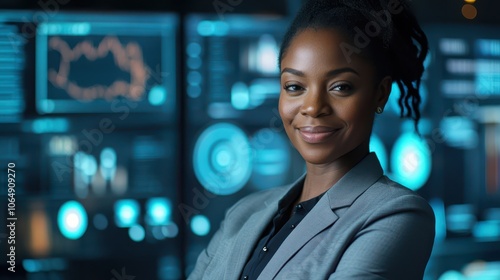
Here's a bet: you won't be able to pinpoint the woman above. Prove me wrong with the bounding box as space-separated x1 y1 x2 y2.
188 0 435 279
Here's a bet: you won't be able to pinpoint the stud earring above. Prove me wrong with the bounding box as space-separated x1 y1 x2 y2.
376 107 383 114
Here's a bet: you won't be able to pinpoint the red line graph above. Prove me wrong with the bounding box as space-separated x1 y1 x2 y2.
48 36 150 101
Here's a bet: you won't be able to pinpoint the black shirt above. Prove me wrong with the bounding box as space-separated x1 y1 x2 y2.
240 184 324 280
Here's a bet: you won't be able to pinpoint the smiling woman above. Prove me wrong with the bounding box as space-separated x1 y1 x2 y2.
279 28 389 176
188 1 434 279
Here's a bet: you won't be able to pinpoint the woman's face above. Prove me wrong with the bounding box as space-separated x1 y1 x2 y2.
279 28 391 165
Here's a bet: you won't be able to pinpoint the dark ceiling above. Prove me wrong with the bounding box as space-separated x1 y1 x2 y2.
0 0 498 25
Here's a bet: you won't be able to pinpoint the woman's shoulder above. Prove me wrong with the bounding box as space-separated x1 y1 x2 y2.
362 175 435 215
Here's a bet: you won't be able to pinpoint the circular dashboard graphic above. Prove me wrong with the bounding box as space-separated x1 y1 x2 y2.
193 123 252 195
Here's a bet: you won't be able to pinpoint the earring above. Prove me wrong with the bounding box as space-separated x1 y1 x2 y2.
376 107 383 114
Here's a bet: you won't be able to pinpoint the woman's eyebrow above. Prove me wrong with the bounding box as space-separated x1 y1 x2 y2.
281 67 360 77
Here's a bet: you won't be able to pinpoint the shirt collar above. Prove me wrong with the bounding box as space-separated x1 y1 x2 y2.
277 177 304 214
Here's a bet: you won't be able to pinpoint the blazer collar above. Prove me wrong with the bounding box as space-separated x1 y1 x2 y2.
325 152 384 210
223 175 306 279
257 152 384 279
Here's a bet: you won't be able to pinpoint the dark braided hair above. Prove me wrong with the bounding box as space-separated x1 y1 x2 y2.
278 0 428 132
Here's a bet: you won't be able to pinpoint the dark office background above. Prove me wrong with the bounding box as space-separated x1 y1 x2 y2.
0 0 499 279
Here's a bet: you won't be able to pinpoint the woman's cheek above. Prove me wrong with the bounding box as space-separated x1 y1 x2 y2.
279 96 299 123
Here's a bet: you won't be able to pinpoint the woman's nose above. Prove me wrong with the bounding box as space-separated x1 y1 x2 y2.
299 89 333 118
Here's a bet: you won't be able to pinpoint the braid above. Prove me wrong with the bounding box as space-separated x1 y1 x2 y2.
279 0 429 133
388 1 428 132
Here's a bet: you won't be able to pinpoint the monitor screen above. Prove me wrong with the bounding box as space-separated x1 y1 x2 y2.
426 25 500 99
183 14 307 273
0 11 181 280
34 13 178 115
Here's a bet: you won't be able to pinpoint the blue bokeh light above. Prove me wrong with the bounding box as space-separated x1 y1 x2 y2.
438 270 465 280
57 201 88 240
255 34 279 75
186 42 202 57
390 132 432 191
99 147 117 181
128 225 145 242
32 118 69 134
114 199 140 228
93 213 108 230
231 82 250 110
197 20 229 36
191 215 211 236
148 85 167 106
146 197 172 226
22 258 67 273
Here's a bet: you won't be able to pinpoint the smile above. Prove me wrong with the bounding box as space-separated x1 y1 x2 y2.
297 126 340 144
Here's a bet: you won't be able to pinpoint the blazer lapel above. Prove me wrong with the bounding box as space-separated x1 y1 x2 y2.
257 196 338 280
224 201 277 279
224 175 307 279
257 153 384 279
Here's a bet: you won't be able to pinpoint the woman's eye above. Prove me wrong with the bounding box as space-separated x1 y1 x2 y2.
331 83 352 92
284 84 304 92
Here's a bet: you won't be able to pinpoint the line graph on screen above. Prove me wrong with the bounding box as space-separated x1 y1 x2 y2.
48 36 150 102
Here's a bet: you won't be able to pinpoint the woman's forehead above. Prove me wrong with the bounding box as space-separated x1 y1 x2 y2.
281 28 373 74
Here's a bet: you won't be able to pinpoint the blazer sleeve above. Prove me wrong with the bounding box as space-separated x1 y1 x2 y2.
329 194 435 280
187 195 248 280
187 218 226 280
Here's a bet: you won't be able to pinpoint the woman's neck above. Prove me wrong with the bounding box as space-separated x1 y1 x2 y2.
299 144 369 203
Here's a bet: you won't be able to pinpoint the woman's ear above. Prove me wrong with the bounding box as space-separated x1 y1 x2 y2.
375 75 392 111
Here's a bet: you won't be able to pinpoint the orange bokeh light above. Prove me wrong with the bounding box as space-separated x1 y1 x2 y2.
462 4 478 20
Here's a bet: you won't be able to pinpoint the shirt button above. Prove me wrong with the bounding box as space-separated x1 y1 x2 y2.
296 204 303 210
243 276 248 280
263 246 268 252
291 224 295 229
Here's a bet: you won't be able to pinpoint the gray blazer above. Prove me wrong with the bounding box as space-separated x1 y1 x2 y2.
188 153 435 280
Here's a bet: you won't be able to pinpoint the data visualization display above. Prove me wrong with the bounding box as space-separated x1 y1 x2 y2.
36 13 178 115
183 14 305 273
185 14 286 123
0 11 181 280
427 25 500 99
0 12 28 123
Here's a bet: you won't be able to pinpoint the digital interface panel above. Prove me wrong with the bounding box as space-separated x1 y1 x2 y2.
427 25 500 99
35 13 178 115
421 24 500 280
0 11 181 280
10 124 182 279
183 14 306 272
1 8 499 279
425 24 500 205
0 12 28 123
185 14 287 123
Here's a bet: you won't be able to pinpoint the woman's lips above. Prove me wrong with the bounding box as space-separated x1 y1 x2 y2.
297 126 340 144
